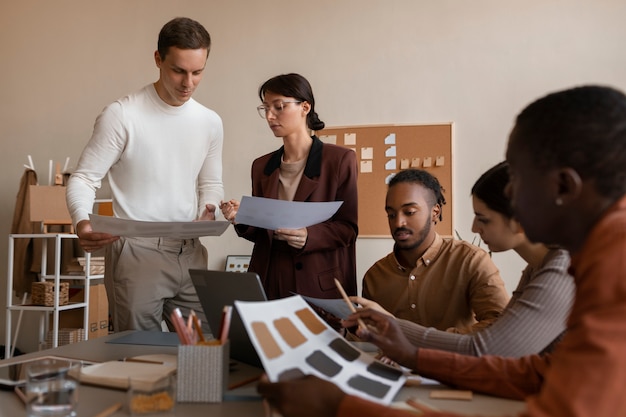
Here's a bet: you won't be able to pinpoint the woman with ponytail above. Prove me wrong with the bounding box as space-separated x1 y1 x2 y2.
221 73 358 310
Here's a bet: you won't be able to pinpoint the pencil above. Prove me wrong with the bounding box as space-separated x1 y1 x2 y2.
121 358 164 365
405 397 439 413
171 308 192 345
334 278 368 331
219 305 233 344
227 374 262 390
92 402 122 417
187 313 193 331
190 310 206 343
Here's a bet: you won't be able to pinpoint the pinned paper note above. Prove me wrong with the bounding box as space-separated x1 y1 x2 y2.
411 158 421 168
423 157 432 168
344 133 356 145
319 135 337 144
384 133 396 145
385 159 396 170
385 146 396 157
435 156 445 166
360 160 373 173
361 147 373 160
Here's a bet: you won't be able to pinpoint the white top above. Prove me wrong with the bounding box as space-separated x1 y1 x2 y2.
67 84 224 224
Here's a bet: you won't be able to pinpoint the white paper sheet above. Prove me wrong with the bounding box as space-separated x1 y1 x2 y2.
319 134 337 144
235 296 407 405
360 160 373 173
88 214 230 238
344 133 357 145
235 196 343 230
385 158 397 170
361 147 374 160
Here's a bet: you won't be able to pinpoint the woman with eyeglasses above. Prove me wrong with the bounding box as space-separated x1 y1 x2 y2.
221 73 358 314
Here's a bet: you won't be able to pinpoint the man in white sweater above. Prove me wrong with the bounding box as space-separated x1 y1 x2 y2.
66 17 223 333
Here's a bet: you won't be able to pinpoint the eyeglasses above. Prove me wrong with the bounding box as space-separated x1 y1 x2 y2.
256 100 302 119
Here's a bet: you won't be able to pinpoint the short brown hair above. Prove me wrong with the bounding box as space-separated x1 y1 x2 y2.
157 17 211 60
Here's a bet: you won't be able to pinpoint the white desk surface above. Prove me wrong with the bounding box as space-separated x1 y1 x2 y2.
0 331 526 416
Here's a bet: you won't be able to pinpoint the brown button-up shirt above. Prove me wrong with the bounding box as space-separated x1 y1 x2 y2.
362 233 509 333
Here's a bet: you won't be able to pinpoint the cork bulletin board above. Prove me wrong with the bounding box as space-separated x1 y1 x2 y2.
316 124 453 237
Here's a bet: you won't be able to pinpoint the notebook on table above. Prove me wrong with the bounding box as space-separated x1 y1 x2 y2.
189 269 267 368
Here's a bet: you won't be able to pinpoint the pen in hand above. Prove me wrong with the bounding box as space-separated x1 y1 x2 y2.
334 278 368 332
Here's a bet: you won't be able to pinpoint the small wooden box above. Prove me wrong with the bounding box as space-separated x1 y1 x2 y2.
31 281 70 306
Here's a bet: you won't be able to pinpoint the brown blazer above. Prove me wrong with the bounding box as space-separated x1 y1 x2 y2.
235 136 358 299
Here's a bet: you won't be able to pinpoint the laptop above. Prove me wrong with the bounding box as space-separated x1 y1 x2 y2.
189 269 267 368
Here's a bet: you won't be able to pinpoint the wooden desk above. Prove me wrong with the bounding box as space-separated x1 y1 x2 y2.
0 332 526 416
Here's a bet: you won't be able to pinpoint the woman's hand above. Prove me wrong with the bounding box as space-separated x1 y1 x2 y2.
275 227 307 249
220 199 240 223
349 296 394 317
343 309 419 369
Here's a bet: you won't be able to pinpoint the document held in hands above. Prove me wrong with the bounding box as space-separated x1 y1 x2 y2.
89 214 230 239
235 196 343 229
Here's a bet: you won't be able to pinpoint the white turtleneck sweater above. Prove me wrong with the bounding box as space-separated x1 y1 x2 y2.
67 84 224 224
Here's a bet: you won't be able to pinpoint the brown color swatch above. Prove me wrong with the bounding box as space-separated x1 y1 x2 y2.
295 308 326 335
273 317 307 348
251 321 283 359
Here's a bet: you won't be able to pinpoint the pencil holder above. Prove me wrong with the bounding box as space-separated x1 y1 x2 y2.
176 341 229 403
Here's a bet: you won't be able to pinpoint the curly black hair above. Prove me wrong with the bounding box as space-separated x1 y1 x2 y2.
388 169 446 221
510 85 626 200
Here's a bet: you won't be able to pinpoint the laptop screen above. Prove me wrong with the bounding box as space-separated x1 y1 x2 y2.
189 269 267 368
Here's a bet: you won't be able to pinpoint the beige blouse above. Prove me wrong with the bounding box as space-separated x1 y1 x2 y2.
278 157 306 202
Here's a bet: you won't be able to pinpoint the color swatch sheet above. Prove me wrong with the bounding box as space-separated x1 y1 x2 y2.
235 295 406 405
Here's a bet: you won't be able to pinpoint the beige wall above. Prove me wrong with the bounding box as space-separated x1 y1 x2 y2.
2 0 625 353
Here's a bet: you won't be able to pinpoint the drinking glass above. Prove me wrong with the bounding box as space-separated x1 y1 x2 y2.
25 359 78 417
